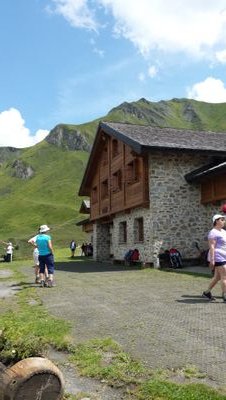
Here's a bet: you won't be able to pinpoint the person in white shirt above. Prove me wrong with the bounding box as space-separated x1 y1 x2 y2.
0 240 14 262
6 242 13 262
28 235 41 283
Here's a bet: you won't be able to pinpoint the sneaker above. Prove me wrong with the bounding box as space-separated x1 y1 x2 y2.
45 279 54 288
40 280 45 288
202 291 216 301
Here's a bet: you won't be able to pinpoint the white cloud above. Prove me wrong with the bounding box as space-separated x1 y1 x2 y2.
0 108 49 148
148 65 158 78
50 1 226 58
215 49 226 64
187 77 226 103
49 0 98 31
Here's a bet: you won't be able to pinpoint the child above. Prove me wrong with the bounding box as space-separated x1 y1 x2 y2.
28 234 49 284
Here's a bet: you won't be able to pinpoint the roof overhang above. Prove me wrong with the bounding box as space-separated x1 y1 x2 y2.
185 158 226 183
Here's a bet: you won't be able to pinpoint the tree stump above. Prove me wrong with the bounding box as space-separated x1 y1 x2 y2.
0 357 64 400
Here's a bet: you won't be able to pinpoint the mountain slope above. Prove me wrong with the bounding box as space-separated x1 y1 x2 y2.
1 97 226 258
0 140 89 256
106 98 226 131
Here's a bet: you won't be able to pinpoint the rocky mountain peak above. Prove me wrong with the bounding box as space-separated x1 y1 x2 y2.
45 124 91 152
11 159 34 179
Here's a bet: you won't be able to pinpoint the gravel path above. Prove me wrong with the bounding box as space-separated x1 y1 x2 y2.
21 259 226 389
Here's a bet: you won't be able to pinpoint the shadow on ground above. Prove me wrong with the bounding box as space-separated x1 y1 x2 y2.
54 257 143 273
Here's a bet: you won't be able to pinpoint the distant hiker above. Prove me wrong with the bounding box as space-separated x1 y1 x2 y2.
81 243 86 256
86 242 93 256
0 240 14 262
35 225 55 288
70 240 76 258
4 242 14 262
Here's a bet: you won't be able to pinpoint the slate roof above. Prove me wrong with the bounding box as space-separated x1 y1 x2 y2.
101 122 226 154
79 122 226 195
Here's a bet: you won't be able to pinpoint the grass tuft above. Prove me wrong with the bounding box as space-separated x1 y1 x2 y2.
70 337 147 386
134 379 226 400
0 287 71 364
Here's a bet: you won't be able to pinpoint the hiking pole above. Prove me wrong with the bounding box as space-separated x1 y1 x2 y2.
0 357 64 400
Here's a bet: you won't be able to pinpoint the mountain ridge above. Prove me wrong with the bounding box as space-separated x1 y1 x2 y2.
1 97 226 257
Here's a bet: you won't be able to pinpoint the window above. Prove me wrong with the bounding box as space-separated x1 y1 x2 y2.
92 186 98 204
134 217 144 242
126 158 140 184
112 169 122 192
102 146 108 165
119 221 127 243
101 179 108 199
112 139 119 158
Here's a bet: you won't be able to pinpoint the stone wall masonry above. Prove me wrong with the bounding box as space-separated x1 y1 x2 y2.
93 222 111 261
148 151 218 263
111 208 152 263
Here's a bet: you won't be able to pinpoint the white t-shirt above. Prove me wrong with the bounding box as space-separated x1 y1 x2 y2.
6 244 13 255
208 228 226 262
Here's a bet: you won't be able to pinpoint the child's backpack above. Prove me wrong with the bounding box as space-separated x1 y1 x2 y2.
169 248 182 268
131 248 140 261
124 250 134 261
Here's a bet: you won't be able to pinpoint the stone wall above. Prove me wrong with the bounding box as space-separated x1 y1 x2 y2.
93 222 111 261
148 151 216 264
93 150 220 264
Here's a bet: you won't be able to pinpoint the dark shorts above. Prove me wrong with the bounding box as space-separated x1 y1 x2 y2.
38 253 54 274
215 261 226 267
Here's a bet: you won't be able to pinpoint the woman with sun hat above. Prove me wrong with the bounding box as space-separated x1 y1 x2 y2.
35 224 55 287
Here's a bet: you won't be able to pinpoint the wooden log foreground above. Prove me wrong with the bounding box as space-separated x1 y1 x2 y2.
0 357 64 400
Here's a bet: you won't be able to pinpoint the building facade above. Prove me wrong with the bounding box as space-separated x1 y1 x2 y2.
79 122 226 266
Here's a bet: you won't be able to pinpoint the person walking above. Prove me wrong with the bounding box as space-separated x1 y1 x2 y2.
70 240 76 258
202 214 226 301
35 225 55 288
5 242 14 262
81 243 86 256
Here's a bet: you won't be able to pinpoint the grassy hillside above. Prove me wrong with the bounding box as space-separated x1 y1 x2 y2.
1 97 226 258
0 141 89 258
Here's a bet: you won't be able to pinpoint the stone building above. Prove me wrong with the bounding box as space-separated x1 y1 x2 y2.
78 122 226 266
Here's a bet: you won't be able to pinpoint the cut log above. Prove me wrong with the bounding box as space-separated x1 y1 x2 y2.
0 357 64 400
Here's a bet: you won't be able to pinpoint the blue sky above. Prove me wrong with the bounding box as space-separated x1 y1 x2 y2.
1 0 226 147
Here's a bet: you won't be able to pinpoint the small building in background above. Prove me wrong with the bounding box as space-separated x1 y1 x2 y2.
76 199 93 243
